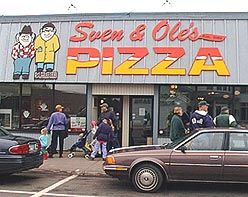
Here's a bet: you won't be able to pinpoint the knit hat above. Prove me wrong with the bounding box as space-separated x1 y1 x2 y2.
91 120 97 126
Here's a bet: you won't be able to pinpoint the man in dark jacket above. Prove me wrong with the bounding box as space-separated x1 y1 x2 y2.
214 106 238 127
190 101 214 131
170 106 186 142
98 103 117 127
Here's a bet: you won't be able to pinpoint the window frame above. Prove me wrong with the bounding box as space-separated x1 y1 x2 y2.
176 131 227 152
228 131 248 151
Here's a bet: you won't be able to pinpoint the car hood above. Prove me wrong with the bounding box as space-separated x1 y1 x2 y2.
109 145 166 154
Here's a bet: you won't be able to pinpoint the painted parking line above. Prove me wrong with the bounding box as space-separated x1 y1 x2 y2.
44 193 105 197
30 174 78 197
0 189 105 197
0 173 108 197
0 189 35 195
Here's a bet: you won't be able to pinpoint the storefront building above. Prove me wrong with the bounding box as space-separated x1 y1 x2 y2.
1 13 248 147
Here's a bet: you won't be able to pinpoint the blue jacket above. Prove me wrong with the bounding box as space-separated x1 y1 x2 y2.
46 112 67 131
190 110 214 131
94 122 113 142
39 134 49 148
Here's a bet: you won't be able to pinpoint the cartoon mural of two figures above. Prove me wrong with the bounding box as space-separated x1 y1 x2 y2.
11 22 60 80
11 25 35 80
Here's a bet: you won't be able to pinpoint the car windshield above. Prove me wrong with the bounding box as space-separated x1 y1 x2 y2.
0 126 11 136
164 131 196 149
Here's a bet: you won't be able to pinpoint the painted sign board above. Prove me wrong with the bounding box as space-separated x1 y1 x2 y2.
66 20 229 77
0 13 247 84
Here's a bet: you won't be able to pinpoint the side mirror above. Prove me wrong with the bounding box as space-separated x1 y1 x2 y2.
179 145 187 153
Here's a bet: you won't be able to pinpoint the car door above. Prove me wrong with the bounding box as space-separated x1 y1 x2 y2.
169 131 225 181
223 132 248 182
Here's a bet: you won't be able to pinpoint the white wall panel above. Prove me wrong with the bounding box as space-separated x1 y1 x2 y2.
92 84 154 95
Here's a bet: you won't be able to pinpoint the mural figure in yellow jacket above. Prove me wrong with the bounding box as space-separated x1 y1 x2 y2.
34 22 60 72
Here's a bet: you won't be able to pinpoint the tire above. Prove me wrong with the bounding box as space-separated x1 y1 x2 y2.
131 163 164 193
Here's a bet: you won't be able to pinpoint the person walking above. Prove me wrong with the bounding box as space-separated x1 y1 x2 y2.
98 103 119 148
44 104 68 158
214 106 238 127
86 118 113 161
39 127 49 160
190 100 214 131
169 106 186 142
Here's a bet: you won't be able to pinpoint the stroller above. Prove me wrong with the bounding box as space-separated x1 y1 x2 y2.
68 130 93 158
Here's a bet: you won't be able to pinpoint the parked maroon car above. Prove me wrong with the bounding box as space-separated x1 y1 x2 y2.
104 128 248 192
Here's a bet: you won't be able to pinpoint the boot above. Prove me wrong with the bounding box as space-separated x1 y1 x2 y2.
13 74 20 80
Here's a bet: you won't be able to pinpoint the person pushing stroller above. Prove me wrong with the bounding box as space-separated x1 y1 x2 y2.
68 120 97 158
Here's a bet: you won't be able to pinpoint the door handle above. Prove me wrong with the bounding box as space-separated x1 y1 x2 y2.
209 155 221 160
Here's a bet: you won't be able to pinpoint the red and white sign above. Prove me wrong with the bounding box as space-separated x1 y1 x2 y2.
66 19 229 77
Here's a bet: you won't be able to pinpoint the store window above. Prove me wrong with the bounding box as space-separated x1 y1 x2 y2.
55 84 87 132
158 85 238 138
233 87 248 127
0 84 20 129
21 84 53 132
159 85 196 137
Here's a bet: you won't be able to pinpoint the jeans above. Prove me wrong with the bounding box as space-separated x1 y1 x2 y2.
13 57 32 74
50 130 65 156
91 140 107 159
36 62 54 71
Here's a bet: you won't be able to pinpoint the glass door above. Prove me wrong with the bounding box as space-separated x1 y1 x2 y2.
129 97 153 146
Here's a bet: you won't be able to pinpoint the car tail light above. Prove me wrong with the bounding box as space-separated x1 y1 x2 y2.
105 155 116 165
9 144 29 155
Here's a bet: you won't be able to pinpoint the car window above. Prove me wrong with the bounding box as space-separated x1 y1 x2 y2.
165 131 196 148
229 133 248 151
183 132 225 151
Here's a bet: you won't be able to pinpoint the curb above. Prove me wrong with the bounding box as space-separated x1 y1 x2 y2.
32 168 109 178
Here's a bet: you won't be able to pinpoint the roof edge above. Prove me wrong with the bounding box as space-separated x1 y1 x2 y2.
0 12 248 23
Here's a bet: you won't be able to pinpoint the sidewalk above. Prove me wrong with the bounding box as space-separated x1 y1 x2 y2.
33 151 107 177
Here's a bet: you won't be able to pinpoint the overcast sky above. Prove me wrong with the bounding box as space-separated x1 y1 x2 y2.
0 0 247 15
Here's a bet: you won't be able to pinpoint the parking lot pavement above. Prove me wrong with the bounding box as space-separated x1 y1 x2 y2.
1 171 248 197
0 172 68 197
0 172 81 197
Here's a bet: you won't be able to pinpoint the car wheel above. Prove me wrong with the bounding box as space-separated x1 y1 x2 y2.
131 163 163 192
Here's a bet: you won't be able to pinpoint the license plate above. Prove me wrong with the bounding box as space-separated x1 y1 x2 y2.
29 143 38 152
